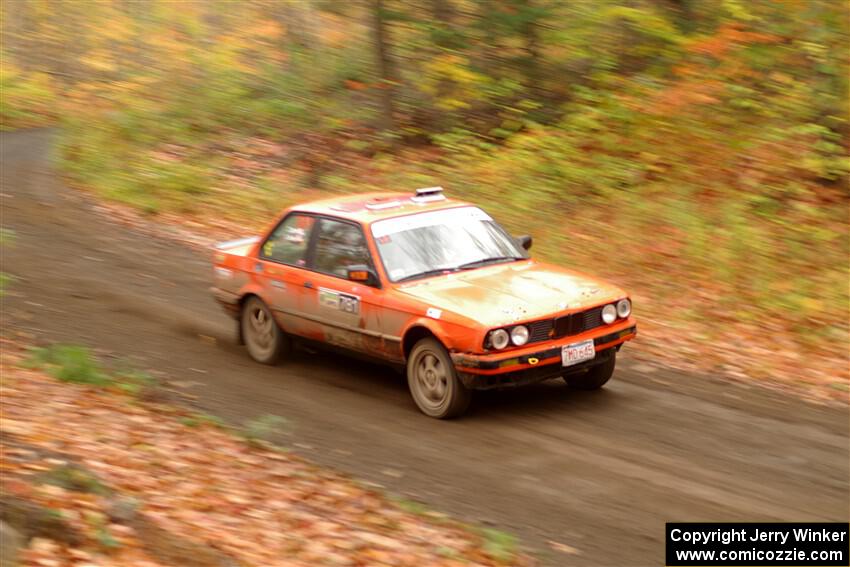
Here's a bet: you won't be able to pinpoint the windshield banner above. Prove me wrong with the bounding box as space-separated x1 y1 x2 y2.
371 207 492 238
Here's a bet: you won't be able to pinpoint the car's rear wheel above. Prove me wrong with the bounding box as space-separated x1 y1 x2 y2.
407 337 471 419
564 350 615 390
241 296 288 365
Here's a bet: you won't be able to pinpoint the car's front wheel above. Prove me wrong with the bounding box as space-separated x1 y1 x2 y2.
407 337 471 419
564 350 615 390
241 296 289 365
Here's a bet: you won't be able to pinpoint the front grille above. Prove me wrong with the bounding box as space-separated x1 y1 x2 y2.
582 307 603 329
527 319 553 343
553 306 605 338
522 306 607 345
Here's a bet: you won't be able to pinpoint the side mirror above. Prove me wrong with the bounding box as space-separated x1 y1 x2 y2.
516 235 533 251
347 265 379 286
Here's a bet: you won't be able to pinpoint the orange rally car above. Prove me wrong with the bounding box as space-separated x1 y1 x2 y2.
211 187 636 418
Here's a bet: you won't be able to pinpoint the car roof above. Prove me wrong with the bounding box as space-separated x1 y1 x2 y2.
291 191 475 225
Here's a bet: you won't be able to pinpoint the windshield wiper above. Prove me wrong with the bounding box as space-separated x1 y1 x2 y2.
396 267 459 283
456 256 524 270
396 256 523 283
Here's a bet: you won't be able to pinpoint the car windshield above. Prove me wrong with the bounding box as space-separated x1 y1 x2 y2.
371 206 527 283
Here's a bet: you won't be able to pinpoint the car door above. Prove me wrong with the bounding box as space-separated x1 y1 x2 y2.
301 216 385 355
255 212 322 338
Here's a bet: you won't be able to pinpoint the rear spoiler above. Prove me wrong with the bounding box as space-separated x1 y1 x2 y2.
214 236 260 251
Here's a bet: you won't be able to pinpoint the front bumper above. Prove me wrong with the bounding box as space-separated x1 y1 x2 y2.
457 346 619 390
451 322 636 388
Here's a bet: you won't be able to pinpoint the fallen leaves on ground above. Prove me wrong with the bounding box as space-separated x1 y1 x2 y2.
0 342 535 567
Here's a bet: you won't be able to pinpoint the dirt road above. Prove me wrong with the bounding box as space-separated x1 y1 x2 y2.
2 129 847 566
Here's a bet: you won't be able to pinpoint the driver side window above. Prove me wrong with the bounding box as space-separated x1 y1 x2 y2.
261 214 315 266
312 218 372 278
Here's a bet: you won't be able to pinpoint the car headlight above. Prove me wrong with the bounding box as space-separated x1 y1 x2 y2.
510 325 529 346
617 298 631 318
602 304 617 324
488 329 510 350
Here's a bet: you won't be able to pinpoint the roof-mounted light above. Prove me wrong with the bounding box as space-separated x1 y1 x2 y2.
411 186 446 203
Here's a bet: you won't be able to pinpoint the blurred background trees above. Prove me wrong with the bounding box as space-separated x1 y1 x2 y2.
3 1 847 163
1 0 848 382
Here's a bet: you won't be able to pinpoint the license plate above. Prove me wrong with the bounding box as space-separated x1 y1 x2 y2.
562 339 595 367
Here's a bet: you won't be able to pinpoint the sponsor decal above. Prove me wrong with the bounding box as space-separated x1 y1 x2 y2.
371 206 493 238
426 307 442 319
319 288 360 315
319 289 339 308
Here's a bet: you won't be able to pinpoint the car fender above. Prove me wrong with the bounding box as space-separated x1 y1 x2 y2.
400 316 480 360
237 281 269 307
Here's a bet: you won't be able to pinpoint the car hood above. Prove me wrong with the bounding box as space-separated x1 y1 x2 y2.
397 260 625 327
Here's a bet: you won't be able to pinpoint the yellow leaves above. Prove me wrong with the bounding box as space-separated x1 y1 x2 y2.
421 54 489 111
321 14 351 47
146 30 191 60
799 297 824 315
80 51 116 73
243 19 283 40
425 54 484 88
99 14 135 43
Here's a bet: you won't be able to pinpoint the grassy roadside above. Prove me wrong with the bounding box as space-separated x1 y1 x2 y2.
0 340 535 566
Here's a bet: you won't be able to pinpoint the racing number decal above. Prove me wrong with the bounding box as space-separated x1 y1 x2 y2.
318 288 360 315
339 294 359 314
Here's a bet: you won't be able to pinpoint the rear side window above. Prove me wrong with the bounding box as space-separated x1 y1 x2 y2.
261 214 315 266
312 218 371 278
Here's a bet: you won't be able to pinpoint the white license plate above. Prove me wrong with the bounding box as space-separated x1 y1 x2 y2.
562 339 595 367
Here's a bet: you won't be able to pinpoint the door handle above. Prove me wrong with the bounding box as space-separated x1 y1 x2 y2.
304 281 314 289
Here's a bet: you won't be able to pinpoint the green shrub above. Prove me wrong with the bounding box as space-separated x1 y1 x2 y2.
38 464 109 496
181 412 226 429
241 414 288 447
479 527 519 563
23 345 166 397
26 345 109 386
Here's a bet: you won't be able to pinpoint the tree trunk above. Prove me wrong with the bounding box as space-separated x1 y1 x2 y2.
370 0 397 132
430 0 453 30
519 0 543 98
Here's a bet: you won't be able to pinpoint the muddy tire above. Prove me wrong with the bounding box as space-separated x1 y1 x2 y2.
565 351 615 390
407 338 471 419
241 296 288 365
